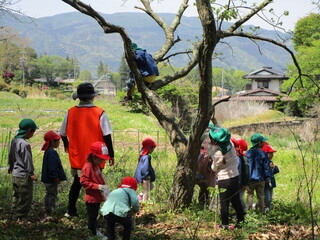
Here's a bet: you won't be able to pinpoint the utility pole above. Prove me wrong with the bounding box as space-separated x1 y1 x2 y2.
20 50 27 88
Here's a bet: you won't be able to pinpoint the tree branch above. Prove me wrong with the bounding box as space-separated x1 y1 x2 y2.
222 31 303 88
62 0 125 34
160 50 192 62
149 42 201 90
225 0 273 33
135 0 190 62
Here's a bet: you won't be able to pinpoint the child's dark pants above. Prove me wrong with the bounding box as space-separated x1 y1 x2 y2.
86 202 100 235
105 212 132 240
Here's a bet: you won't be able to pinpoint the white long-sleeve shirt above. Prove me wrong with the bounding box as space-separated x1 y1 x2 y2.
210 145 239 181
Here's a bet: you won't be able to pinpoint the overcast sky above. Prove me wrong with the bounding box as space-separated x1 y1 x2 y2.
10 0 319 31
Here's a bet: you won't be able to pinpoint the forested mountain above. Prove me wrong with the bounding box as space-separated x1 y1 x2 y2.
2 11 293 74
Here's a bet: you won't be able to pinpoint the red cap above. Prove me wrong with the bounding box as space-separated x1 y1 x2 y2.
90 142 110 160
237 139 248 156
230 138 239 149
119 177 138 191
261 142 277 153
140 138 157 155
41 130 61 151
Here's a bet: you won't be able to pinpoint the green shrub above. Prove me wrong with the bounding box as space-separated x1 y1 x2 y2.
19 90 27 98
10 88 19 95
286 101 303 117
0 78 8 91
266 201 309 225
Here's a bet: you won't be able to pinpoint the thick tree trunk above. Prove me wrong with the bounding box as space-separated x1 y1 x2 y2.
167 0 218 210
167 145 200 209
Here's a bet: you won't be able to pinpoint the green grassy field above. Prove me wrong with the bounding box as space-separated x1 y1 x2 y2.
0 92 319 239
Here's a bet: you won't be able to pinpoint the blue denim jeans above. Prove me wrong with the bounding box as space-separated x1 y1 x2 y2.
264 186 273 209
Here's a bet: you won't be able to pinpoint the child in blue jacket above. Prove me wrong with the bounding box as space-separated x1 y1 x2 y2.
122 43 159 102
134 138 157 202
41 130 67 214
246 133 272 214
260 143 279 212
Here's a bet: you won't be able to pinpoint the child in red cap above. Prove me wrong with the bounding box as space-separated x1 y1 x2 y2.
134 138 157 202
41 130 67 215
231 137 249 212
260 142 279 212
80 141 110 238
101 177 140 240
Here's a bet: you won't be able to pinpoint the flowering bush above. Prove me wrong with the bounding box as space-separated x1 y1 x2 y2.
2 70 15 84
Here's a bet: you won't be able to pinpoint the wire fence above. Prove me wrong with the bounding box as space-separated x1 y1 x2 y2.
111 129 173 154
0 128 176 209
0 128 174 167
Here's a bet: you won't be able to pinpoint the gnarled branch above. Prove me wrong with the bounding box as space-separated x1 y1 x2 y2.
226 0 273 33
135 0 190 62
221 31 303 89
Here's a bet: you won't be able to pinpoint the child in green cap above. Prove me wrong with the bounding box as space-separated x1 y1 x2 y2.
8 118 38 220
246 133 272 214
121 43 159 102
209 127 245 229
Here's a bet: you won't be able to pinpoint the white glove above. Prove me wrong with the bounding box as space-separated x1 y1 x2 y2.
98 185 110 201
98 185 108 191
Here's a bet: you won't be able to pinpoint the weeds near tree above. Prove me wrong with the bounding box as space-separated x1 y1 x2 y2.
286 118 320 239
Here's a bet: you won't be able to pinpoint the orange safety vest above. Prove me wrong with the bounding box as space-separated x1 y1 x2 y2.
66 106 106 169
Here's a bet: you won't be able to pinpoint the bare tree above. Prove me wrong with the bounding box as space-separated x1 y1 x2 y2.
0 0 29 21
61 0 302 209
1 1 34 43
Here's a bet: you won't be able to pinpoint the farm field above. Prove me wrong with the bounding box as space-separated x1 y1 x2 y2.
0 92 319 239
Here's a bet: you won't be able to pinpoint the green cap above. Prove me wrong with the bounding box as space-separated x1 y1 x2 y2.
209 127 232 154
250 133 268 149
208 122 214 129
15 118 38 139
131 42 145 51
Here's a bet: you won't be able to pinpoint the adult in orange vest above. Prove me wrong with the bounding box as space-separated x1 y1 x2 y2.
60 82 114 217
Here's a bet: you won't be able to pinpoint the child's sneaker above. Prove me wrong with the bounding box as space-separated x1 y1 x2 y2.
96 230 108 240
64 211 79 218
215 224 229 230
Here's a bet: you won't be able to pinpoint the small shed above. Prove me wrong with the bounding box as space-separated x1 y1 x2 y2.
93 74 117 97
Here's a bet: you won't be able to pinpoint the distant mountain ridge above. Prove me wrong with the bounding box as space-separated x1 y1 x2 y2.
2 12 293 75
